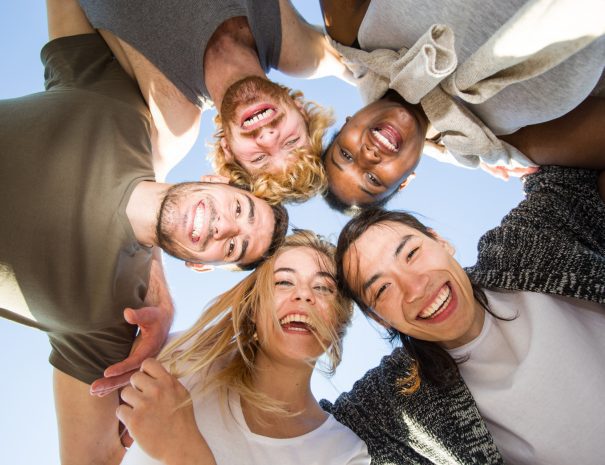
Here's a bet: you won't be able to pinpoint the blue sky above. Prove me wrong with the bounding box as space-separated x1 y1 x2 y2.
0 2 523 463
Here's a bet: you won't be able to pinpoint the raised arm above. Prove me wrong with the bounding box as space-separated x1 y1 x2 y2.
319 0 371 46
276 0 355 82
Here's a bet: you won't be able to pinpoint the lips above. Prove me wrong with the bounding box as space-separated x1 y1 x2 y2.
417 283 453 321
371 123 402 153
240 103 277 130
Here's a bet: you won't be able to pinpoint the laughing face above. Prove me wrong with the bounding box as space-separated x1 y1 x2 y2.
219 76 309 175
156 182 275 266
342 221 484 349
325 97 427 207
255 246 338 364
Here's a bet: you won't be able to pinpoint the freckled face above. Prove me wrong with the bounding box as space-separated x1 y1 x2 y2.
220 76 309 176
325 99 426 206
343 222 483 348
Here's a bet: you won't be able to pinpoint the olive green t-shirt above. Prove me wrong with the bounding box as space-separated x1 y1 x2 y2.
0 34 155 384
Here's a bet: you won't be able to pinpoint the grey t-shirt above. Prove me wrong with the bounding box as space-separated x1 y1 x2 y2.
79 0 283 108
358 0 605 134
0 34 155 384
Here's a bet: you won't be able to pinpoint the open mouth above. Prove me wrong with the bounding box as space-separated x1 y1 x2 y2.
240 104 277 129
417 284 452 320
279 313 315 334
191 201 205 244
371 123 402 153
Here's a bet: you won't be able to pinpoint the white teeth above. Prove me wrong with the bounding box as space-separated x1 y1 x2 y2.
192 204 203 240
243 108 275 127
279 313 315 330
418 285 452 319
372 129 396 152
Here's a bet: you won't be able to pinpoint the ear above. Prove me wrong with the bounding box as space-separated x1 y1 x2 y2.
220 137 234 163
397 172 416 191
199 174 230 184
185 262 215 273
428 229 456 256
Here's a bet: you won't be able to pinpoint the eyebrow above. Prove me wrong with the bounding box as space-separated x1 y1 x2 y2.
361 234 414 293
246 195 255 224
235 238 249 263
330 147 344 172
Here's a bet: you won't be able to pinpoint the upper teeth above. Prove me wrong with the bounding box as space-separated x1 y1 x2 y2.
418 285 451 319
279 313 315 329
243 108 275 127
192 204 203 240
372 129 397 152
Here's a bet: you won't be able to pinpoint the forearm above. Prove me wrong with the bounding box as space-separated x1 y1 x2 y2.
145 247 175 322
500 97 605 170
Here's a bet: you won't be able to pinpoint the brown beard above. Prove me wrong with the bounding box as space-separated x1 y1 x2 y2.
220 76 293 135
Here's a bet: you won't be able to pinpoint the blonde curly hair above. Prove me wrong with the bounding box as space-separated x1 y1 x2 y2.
209 88 334 205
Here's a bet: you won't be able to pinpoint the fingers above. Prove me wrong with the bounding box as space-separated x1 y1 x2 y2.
90 369 137 397
139 358 170 379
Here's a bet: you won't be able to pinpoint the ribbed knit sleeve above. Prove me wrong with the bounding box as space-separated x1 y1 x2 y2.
467 166 605 303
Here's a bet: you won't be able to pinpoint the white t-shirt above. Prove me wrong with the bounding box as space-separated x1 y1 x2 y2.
121 377 370 465
447 290 605 465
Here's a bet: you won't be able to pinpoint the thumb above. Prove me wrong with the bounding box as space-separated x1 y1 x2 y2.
123 307 160 327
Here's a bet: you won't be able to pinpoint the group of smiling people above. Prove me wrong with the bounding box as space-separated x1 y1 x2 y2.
1 0 604 464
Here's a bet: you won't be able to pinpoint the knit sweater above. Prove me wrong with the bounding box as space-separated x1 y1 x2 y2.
322 166 605 464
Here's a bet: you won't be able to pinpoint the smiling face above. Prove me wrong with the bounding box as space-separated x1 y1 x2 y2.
156 182 274 266
325 97 427 207
256 246 338 364
343 221 484 349
220 76 309 175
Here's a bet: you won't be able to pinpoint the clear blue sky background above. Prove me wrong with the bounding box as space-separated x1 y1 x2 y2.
0 2 523 463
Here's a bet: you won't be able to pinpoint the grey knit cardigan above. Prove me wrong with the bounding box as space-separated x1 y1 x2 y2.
322 166 605 464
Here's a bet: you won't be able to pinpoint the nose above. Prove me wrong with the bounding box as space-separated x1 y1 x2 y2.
359 143 381 166
213 216 239 239
397 270 429 304
256 126 279 148
291 283 315 305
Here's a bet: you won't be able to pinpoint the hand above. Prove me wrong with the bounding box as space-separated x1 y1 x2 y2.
117 359 208 463
479 162 539 181
90 306 172 396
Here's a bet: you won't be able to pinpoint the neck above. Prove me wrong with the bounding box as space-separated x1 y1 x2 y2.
204 17 267 110
241 353 326 438
442 297 486 350
126 180 171 247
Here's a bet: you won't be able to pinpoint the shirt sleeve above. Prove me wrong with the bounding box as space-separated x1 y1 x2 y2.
48 321 136 384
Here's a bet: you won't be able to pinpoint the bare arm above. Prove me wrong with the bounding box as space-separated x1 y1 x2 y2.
500 97 605 170
118 359 217 465
319 0 371 46
276 0 355 83
46 0 94 40
54 369 124 465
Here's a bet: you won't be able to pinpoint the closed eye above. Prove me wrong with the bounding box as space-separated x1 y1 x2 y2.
407 247 419 261
373 283 390 304
275 280 293 286
314 285 334 294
